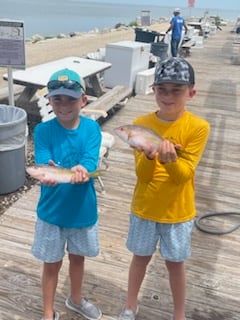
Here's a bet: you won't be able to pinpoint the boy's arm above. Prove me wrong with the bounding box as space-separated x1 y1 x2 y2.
79 121 102 173
34 124 52 165
161 123 210 183
134 150 156 183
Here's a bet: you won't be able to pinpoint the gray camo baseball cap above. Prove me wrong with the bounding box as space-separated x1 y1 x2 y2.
153 57 195 86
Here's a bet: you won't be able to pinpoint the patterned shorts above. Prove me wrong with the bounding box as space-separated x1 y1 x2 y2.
32 218 99 263
127 213 194 262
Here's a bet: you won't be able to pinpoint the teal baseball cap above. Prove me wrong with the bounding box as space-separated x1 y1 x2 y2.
46 68 85 99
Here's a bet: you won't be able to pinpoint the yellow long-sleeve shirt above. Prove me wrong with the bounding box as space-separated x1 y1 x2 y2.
131 111 210 223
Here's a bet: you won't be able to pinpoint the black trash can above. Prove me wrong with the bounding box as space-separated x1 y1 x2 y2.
151 42 169 60
135 28 160 43
0 105 27 194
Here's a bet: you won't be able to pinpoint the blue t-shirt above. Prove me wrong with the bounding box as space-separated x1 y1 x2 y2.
171 15 185 40
34 116 102 228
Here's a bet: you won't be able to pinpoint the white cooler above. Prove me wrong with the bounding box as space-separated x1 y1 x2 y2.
135 67 155 95
104 40 151 89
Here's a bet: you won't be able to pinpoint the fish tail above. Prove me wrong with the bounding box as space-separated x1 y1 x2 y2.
89 169 105 178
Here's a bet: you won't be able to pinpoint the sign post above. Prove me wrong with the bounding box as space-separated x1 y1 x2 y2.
188 0 195 18
0 19 25 106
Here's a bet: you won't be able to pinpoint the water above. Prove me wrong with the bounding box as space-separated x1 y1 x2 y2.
2 0 238 38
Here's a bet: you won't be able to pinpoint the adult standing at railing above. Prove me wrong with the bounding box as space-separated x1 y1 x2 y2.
166 8 188 57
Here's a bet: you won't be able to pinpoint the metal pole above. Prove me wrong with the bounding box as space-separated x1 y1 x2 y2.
7 67 15 106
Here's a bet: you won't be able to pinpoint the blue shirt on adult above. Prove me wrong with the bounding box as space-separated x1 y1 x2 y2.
34 116 102 228
171 15 185 40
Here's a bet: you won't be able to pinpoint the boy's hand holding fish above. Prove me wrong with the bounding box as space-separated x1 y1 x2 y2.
131 138 157 160
114 124 188 162
158 140 182 163
70 164 90 184
45 160 89 185
26 161 102 185
135 139 180 163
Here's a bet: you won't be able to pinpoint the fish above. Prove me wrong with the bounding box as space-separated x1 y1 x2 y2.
114 124 193 160
26 165 103 184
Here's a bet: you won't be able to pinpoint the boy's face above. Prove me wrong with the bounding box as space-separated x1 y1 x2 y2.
49 94 87 128
153 83 196 120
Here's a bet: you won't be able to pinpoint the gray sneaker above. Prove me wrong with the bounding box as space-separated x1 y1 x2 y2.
65 296 102 320
118 306 139 320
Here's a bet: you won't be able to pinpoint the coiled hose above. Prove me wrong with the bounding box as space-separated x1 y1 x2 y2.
194 212 240 235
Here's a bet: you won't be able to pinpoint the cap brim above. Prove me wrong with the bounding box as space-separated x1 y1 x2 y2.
46 88 83 99
153 80 191 86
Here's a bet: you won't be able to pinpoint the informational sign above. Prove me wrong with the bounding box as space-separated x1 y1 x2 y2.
0 19 25 68
141 10 151 26
188 0 195 8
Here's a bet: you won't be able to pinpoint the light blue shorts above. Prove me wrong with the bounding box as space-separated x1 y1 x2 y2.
32 218 99 263
126 213 194 262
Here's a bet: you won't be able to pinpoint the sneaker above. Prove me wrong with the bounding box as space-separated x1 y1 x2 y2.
53 312 60 320
118 306 139 320
65 296 102 320
41 311 60 320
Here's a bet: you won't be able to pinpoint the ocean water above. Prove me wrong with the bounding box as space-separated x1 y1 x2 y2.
2 0 238 38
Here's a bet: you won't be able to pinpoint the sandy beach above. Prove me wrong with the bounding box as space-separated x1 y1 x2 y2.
0 22 169 90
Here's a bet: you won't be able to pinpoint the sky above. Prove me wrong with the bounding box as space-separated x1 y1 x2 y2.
91 0 240 11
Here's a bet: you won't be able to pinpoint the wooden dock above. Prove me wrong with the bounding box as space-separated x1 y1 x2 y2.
0 25 240 320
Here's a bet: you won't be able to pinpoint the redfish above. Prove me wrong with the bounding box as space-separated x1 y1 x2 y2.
114 124 192 160
26 165 103 183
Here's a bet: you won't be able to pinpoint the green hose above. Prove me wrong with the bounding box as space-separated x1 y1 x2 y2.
194 212 240 235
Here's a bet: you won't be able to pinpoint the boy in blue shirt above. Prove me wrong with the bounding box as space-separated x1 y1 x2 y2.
32 68 102 320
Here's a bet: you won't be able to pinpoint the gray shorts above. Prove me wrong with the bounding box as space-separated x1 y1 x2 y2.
127 213 194 262
32 218 99 263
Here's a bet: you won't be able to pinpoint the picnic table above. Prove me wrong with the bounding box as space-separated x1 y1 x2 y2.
3 56 112 105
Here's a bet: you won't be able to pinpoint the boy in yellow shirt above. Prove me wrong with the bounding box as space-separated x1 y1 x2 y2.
118 57 210 320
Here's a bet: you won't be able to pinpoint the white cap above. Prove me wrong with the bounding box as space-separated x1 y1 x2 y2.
174 8 181 13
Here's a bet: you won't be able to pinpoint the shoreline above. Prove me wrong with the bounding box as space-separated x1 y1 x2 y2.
0 21 169 89
0 17 233 91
